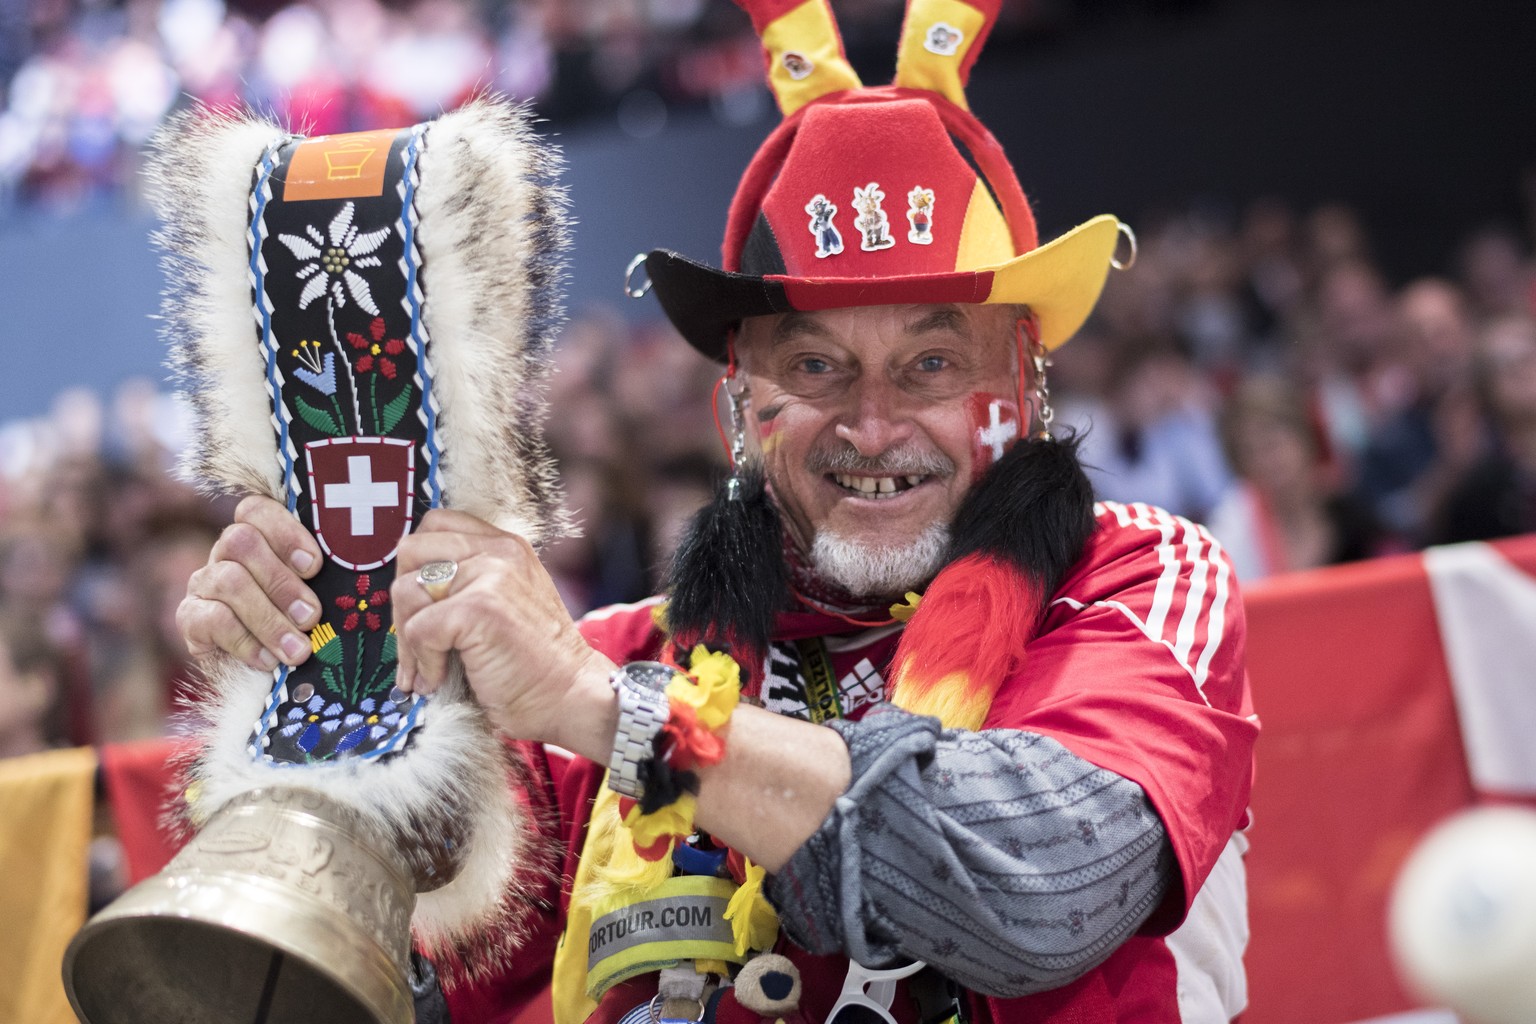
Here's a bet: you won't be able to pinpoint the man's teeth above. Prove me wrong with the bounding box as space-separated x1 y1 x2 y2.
832 473 926 496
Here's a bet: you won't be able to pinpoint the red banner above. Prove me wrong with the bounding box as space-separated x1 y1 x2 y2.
1243 534 1536 1023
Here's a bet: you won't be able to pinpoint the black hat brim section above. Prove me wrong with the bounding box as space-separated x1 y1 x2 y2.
645 250 794 362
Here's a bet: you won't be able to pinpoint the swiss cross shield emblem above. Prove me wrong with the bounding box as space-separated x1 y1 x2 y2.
305 437 416 570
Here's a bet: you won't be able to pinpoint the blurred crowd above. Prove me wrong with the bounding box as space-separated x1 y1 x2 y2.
0 0 1088 208
1059 200 1536 581
3 192 1535 760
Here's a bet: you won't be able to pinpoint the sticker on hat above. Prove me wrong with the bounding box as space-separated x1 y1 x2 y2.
805 194 844 258
853 183 895 252
907 186 935 245
924 22 964 56
781 51 814 81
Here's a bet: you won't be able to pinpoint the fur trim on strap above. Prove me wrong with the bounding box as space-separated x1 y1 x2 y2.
148 108 292 498
889 436 1095 730
415 98 572 544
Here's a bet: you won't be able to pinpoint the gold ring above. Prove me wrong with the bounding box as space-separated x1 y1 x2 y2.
416 560 458 602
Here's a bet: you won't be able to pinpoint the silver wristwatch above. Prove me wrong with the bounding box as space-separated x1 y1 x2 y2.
607 661 676 799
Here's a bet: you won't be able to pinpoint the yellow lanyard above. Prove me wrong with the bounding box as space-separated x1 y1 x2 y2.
793 637 842 723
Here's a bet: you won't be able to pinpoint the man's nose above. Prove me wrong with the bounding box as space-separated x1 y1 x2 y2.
832 377 917 455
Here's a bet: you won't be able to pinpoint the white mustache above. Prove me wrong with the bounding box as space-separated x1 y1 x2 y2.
805 445 954 478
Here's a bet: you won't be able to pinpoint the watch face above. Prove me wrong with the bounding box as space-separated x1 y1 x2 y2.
626 661 676 692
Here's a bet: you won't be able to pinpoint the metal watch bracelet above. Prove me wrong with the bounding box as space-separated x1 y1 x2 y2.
607 662 676 799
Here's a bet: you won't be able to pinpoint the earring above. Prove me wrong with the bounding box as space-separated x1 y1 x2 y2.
1029 339 1055 441
1015 313 1055 441
725 381 748 498
712 373 751 500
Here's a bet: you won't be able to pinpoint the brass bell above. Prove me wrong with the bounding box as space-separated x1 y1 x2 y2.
63 786 416 1024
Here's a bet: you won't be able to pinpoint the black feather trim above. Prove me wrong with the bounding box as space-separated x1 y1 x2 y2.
946 434 1097 600
662 463 788 669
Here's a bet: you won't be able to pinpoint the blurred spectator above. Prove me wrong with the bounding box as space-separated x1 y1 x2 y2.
1356 279 1484 542
1302 204 1373 281
1233 197 1306 368
1294 258 1399 473
1067 338 1232 522
0 613 67 758
1432 314 1536 544
1207 376 1384 583
0 378 226 744
541 307 725 616
90 511 220 743
1457 226 1536 322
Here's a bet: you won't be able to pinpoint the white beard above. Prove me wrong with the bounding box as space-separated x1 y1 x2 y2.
810 522 950 599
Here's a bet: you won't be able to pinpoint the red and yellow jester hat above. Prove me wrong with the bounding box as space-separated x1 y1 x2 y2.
642 0 1128 360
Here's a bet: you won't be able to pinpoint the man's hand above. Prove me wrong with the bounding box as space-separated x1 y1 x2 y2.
177 495 324 671
392 509 617 749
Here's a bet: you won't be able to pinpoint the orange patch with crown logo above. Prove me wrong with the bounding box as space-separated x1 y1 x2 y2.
283 130 396 202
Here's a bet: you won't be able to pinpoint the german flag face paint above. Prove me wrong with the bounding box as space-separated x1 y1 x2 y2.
967 392 1020 481
755 402 786 455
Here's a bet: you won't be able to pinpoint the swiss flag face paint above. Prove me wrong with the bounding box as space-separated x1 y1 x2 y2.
968 393 1020 481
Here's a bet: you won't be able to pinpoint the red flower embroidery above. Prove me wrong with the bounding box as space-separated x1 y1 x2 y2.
336 574 389 630
350 317 407 375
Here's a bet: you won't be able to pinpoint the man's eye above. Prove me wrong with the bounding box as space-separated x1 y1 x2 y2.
917 355 949 372
800 357 832 373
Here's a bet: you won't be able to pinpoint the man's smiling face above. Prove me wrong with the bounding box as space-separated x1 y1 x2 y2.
737 303 1023 598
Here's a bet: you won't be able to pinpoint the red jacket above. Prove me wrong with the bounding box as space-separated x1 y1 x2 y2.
447 501 1258 1023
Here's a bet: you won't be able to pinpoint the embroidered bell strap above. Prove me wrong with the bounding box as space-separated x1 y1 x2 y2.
243 125 443 765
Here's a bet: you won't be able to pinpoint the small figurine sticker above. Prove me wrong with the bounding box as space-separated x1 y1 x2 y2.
853 183 895 252
907 186 935 244
924 22 964 56
781 51 814 80
805 194 844 258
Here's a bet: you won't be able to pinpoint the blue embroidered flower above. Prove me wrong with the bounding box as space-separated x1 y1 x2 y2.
292 346 337 395
332 695 403 754
280 694 346 753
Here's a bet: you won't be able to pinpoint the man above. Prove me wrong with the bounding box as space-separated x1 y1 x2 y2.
178 1 1256 1021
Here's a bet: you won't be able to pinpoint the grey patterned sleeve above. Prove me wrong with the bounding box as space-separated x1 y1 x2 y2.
765 703 1176 998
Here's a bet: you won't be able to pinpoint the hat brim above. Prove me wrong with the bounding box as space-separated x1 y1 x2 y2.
645 214 1122 361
